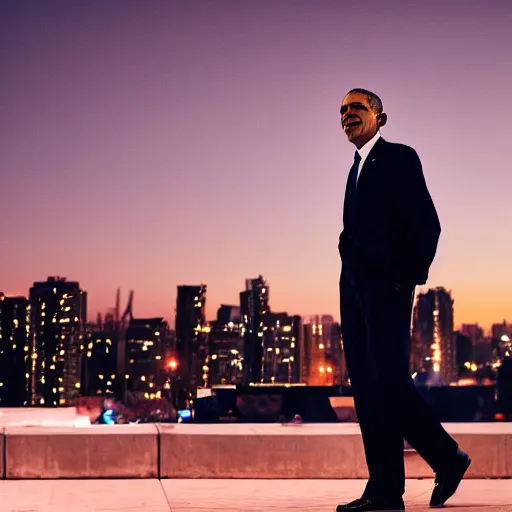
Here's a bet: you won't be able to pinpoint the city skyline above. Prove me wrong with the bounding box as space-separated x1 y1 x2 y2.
1 275 508 337
2 1 512 330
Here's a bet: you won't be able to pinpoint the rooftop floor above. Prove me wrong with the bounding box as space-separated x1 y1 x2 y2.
1 479 511 511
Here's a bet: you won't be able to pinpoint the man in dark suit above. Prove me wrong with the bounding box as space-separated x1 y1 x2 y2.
336 88 471 512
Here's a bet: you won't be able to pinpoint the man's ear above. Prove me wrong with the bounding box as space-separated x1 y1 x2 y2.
377 112 387 127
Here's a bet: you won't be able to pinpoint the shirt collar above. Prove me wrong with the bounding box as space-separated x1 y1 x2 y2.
357 131 381 162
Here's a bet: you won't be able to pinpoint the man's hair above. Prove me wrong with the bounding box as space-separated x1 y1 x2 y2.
348 88 383 114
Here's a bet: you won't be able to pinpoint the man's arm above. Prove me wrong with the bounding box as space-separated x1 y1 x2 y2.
396 147 441 285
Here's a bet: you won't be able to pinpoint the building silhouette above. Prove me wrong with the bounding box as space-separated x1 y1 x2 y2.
261 312 302 384
453 331 473 378
240 275 269 384
82 318 118 398
492 321 510 342
206 305 243 386
412 287 456 385
307 315 344 385
207 306 243 386
124 317 171 400
461 323 484 346
29 277 87 406
303 320 335 386
175 285 207 408
0 294 31 406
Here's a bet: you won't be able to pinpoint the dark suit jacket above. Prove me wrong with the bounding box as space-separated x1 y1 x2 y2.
338 137 440 286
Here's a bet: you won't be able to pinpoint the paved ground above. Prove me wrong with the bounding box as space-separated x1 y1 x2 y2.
0 479 511 511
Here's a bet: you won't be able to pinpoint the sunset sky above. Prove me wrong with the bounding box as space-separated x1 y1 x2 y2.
2 0 511 331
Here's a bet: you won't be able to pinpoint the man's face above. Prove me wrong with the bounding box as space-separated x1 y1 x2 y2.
340 92 380 149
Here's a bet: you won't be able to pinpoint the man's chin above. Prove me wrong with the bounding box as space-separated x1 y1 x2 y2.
345 133 357 144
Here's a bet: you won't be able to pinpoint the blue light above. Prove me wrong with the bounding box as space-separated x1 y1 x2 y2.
102 408 115 425
178 409 191 420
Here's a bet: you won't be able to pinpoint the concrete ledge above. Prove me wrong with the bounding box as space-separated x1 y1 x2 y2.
158 423 512 479
2 423 511 480
4 425 158 479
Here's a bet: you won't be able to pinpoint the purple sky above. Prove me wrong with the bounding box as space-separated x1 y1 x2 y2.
2 0 511 330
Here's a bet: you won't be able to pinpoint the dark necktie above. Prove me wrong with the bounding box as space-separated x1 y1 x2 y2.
345 151 361 233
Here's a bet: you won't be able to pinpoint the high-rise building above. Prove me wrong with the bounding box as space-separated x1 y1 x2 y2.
307 314 344 384
453 331 473 378
303 321 335 386
320 315 335 350
215 305 241 327
175 285 207 408
461 323 484 346
124 317 172 400
412 287 456 385
492 321 510 342
261 312 302 384
29 276 87 406
240 275 269 383
82 323 118 398
0 294 31 406
207 308 243 386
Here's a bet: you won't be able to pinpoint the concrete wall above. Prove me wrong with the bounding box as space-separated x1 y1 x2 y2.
1 423 511 479
4 425 158 479
158 423 512 479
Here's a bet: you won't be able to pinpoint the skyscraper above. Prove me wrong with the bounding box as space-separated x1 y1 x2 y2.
303 321 335 385
175 285 207 408
124 317 171 400
461 323 484 346
29 277 87 406
261 312 302 384
412 287 456 385
240 275 269 384
82 324 117 398
492 321 510 342
0 294 31 406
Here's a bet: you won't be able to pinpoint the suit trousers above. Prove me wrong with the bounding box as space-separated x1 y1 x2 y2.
339 265 459 498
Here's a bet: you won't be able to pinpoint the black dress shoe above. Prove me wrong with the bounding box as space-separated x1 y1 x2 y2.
336 496 405 511
430 449 471 507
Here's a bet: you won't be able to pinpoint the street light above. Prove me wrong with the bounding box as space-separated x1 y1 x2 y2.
167 359 179 412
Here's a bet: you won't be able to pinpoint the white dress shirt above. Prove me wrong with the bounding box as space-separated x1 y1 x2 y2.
356 130 381 182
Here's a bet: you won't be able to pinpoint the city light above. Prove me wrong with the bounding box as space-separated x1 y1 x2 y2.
168 359 178 370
